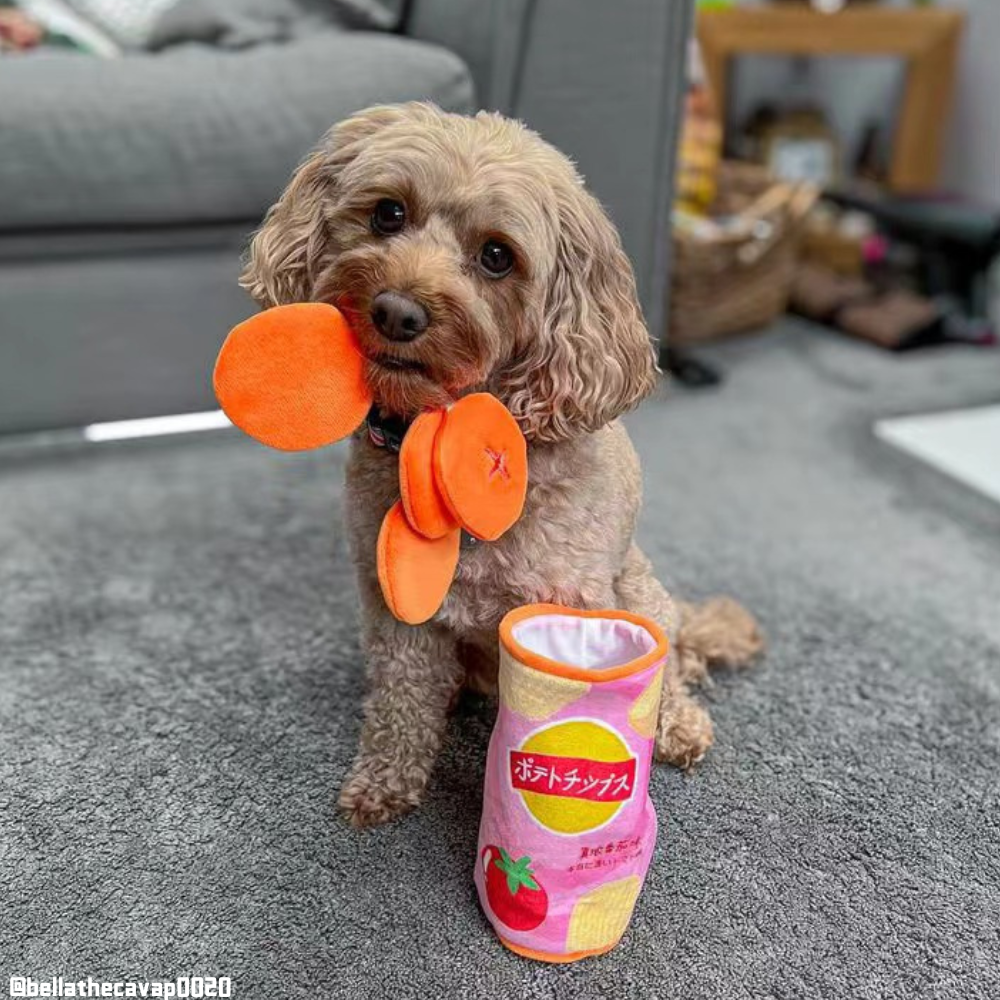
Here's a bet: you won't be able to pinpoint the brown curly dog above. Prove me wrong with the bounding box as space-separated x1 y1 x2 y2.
241 103 763 827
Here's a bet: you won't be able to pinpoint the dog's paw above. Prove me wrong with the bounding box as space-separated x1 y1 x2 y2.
654 702 714 771
338 764 420 828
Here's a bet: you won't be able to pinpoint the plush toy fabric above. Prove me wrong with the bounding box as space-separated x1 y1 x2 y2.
377 501 460 625
381 393 527 623
213 303 372 451
399 409 456 540
432 393 528 543
475 605 667 962
214 305 528 624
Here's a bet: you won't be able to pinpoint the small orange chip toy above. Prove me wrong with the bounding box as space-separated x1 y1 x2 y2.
214 305 528 624
399 409 458 540
377 501 461 625
433 393 529 542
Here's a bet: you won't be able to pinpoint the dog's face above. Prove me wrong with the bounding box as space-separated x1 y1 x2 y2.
241 103 656 443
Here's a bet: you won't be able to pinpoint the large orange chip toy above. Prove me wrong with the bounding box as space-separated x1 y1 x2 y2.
433 393 528 542
214 303 373 451
399 409 458 540
377 501 461 625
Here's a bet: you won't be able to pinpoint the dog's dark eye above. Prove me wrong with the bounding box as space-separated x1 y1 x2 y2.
479 239 514 278
371 199 405 235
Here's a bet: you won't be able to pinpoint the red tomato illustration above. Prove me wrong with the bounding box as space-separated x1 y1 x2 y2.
481 845 548 931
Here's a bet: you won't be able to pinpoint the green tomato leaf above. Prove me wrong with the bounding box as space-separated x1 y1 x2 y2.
494 847 540 895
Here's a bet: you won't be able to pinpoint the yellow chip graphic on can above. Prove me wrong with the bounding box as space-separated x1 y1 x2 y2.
627 665 663 739
566 875 642 953
510 720 636 835
498 647 590 720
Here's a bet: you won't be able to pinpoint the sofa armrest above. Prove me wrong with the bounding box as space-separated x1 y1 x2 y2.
405 0 693 344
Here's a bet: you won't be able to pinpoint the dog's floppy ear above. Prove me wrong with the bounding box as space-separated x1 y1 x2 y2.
239 148 328 307
240 104 419 307
500 183 658 444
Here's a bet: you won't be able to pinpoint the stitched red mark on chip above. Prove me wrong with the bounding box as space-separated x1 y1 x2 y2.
486 447 510 481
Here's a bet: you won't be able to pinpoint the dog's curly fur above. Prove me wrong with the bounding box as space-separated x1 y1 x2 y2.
241 103 763 827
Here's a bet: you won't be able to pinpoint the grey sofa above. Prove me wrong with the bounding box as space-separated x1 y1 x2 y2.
0 0 692 435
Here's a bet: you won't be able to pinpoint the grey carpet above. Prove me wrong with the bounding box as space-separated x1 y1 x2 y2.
2 321 999 999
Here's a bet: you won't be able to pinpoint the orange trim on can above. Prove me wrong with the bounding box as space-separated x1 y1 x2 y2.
497 934 620 964
498 604 668 683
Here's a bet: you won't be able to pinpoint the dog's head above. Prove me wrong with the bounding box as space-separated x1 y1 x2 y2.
241 103 657 443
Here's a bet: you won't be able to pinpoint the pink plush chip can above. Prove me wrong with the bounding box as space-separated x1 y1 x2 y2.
475 604 667 962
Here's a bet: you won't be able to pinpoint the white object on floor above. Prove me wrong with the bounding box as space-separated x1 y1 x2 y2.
875 405 1000 506
84 410 232 442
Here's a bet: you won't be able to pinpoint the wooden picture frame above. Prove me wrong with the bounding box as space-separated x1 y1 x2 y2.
697 6 964 192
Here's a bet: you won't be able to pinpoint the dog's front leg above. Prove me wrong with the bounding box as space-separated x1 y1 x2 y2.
339 610 463 828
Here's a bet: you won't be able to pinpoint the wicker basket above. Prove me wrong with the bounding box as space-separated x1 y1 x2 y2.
669 162 818 345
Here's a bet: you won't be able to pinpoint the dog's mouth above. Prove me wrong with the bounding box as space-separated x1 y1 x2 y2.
360 346 452 417
366 352 428 376
335 298 478 414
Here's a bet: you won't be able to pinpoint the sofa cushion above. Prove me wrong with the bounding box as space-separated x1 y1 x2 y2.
0 31 473 231
149 0 334 51
147 0 402 51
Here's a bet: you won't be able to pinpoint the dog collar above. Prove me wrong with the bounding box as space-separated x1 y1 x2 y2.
366 406 410 453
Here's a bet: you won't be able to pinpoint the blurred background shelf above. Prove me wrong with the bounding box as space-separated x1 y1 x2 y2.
698 5 964 192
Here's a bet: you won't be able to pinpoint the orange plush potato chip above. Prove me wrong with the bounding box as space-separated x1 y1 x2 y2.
433 393 528 542
214 303 373 451
399 409 458 539
377 501 460 625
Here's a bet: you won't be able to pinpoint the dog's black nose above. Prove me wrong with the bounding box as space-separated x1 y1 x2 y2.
370 291 429 342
